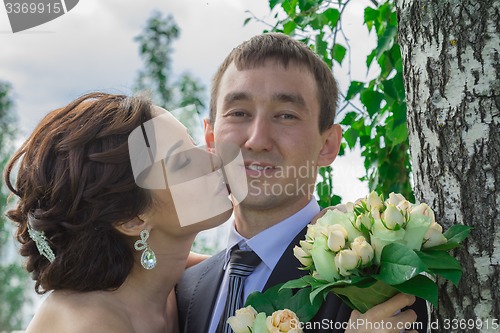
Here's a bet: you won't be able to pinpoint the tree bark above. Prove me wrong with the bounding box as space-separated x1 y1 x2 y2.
395 0 499 332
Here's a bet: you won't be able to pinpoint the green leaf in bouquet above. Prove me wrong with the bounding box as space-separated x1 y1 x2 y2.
430 268 462 287
377 243 426 285
245 290 276 315
252 312 269 333
352 276 379 288
330 280 399 313
443 225 472 243
354 202 368 215
309 281 343 303
415 250 462 271
403 214 432 250
287 287 324 322
334 294 359 313
309 276 376 304
308 275 340 290
370 221 406 264
280 277 312 290
247 283 323 323
269 284 293 310
414 251 463 285
391 274 438 308
310 236 341 282
423 242 460 251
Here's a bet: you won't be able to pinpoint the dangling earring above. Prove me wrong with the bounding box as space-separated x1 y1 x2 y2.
134 229 157 270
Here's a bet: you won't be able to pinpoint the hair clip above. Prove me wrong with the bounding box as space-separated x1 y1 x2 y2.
27 224 55 263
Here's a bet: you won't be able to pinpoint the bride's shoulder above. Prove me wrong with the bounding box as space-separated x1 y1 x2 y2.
25 290 134 333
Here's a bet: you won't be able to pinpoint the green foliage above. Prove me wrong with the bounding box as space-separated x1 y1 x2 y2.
0 81 16 158
254 0 414 203
135 11 179 108
0 80 30 331
316 166 341 208
245 284 323 322
135 11 206 113
190 233 223 255
0 264 29 330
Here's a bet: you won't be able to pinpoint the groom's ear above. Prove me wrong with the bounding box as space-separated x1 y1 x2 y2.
204 118 215 152
318 124 342 166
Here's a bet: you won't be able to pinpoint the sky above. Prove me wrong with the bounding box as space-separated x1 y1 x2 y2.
1 0 375 205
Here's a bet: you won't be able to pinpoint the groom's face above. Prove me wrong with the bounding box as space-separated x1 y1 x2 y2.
206 59 339 212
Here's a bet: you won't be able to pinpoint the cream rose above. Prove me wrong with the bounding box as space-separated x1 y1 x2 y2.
317 209 363 242
227 306 258 333
334 249 359 276
325 224 348 252
386 192 406 206
382 204 405 229
266 309 303 333
305 223 326 240
411 203 436 224
423 222 447 248
350 236 374 265
366 191 384 212
355 213 373 231
293 246 313 267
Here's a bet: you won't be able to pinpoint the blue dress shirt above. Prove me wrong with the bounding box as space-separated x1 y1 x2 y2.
208 199 320 333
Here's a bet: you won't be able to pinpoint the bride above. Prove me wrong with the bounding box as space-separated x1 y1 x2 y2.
3 92 239 333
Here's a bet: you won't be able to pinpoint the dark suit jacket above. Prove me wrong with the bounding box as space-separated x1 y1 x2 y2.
176 226 429 333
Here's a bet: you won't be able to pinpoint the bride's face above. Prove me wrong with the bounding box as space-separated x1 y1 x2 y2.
128 106 245 231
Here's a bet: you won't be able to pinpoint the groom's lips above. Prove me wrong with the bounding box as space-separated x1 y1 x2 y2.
244 161 278 177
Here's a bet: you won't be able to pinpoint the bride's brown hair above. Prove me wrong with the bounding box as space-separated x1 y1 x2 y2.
3 92 154 294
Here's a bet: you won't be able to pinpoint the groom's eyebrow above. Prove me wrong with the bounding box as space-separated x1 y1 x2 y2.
272 92 306 107
223 92 251 105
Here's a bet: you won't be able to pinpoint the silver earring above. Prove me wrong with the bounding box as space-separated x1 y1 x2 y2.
134 229 156 270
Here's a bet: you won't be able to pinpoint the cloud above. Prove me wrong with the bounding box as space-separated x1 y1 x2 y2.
0 0 271 134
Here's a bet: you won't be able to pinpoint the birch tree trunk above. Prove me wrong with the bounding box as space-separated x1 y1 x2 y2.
395 0 499 332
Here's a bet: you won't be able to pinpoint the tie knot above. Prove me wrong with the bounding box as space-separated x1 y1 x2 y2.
228 249 261 277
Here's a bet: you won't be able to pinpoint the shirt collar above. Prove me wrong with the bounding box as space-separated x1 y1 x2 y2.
224 199 320 270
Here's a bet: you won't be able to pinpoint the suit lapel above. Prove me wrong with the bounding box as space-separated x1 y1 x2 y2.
185 251 226 333
263 225 308 291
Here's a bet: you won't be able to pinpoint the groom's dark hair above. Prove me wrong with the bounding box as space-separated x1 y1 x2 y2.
4 92 154 294
209 32 339 133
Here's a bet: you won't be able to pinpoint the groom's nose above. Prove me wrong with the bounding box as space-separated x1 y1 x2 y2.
244 115 274 153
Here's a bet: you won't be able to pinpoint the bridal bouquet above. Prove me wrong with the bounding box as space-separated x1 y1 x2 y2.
284 191 471 313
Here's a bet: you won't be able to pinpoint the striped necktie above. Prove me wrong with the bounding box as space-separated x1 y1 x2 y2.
217 248 261 333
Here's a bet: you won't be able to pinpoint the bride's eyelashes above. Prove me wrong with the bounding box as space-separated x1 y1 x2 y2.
171 152 192 171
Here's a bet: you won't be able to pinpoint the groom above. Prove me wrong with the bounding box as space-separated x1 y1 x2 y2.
176 33 428 333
